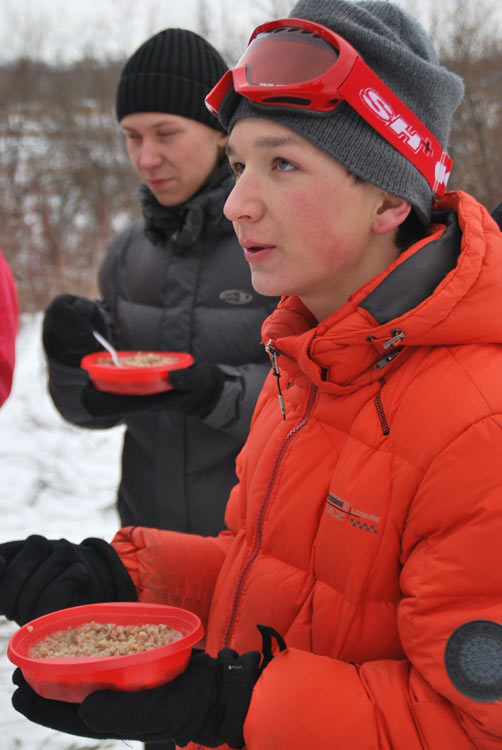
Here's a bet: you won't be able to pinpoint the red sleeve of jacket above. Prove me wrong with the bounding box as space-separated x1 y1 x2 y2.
244 416 502 749
0 250 18 408
110 501 240 633
110 452 246 632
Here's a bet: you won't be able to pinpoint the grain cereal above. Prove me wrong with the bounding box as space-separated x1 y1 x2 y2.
97 353 177 368
30 621 183 658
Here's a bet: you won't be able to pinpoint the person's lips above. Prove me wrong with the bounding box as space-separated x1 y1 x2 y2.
240 240 276 262
145 177 173 190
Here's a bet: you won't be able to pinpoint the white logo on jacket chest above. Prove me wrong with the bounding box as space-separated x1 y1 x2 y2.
326 492 380 533
219 289 253 305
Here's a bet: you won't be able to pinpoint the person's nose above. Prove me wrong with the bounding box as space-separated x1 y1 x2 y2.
137 140 163 171
224 173 264 223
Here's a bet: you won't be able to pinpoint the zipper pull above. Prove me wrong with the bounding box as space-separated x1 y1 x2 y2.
373 329 405 370
265 339 286 420
383 330 405 350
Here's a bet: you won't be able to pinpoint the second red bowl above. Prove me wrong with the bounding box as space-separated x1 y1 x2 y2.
81 350 194 395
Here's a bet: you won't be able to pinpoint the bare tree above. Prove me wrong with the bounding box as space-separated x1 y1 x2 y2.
433 0 502 210
0 58 140 311
399 0 502 211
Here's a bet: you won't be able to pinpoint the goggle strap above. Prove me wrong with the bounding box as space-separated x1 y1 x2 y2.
206 69 234 117
205 19 453 198
340 58 451 197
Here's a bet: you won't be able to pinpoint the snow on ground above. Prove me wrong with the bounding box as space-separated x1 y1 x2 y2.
0 313 142 750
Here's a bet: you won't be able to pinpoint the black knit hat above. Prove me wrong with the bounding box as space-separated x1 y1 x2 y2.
116 28 227 132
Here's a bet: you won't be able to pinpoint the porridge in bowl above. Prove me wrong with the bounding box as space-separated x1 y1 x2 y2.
30 621 183 658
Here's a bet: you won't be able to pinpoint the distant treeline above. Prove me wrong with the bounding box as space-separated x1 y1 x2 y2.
0 56 141 311
0 57 122 108
1 0 501 312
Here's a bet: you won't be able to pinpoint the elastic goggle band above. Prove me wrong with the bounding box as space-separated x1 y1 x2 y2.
205 18 452 197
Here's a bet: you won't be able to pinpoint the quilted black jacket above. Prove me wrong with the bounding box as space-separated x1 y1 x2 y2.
47 162 277 533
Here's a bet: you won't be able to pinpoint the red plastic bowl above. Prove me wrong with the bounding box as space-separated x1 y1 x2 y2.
8 602 203 703
80 350 194 395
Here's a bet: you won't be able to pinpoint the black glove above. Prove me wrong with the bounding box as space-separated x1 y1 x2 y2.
12 648 261 748
0 535 136 626
81 360 226 419
492 202 502 231
43 293 107 367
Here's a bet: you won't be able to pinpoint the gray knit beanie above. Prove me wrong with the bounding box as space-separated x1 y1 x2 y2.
116 28 227 132
230 0 464 226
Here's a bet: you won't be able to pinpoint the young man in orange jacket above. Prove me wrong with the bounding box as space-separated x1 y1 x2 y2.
4 1 502 748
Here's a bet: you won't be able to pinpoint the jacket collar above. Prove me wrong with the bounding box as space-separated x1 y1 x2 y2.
360 210 460 325
140 160 234 247
262 192 502 393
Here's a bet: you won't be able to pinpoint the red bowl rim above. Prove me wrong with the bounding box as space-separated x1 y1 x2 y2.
7 602 203 675
80 351 194 375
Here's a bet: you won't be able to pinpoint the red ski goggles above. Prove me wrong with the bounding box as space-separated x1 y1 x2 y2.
205 18 452 197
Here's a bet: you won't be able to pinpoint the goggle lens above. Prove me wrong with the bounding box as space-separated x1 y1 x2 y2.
239 28 338 86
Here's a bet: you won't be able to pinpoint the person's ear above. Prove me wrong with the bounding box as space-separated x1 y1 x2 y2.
372 193 411 235
216 131 228 155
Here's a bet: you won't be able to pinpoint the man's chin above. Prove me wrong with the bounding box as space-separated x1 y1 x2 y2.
149 185 185 207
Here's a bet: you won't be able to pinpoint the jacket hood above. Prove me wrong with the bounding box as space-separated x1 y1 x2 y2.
140 159 234 247
262 191 502 394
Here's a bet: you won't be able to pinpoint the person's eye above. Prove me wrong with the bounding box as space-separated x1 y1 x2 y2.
230 161 245 178
275 157 295 172
124 133 141 142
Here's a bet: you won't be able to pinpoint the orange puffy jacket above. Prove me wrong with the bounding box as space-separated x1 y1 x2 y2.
113 192 502 749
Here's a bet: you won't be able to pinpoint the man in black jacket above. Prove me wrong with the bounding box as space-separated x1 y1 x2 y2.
42 37 277 551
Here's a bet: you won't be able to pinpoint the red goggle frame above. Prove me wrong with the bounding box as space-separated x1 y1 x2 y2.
206 18 452 197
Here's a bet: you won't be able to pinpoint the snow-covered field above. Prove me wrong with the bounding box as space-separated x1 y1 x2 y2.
0 313 141 749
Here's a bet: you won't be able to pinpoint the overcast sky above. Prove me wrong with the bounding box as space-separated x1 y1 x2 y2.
1 0 501 64
0 0 277 63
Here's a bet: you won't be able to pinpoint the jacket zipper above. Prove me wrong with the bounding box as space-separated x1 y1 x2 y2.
222 385 318 649
265 339 286 420
374 377 390 435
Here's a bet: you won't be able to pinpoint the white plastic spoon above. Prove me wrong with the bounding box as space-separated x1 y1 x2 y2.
92 330 122 367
